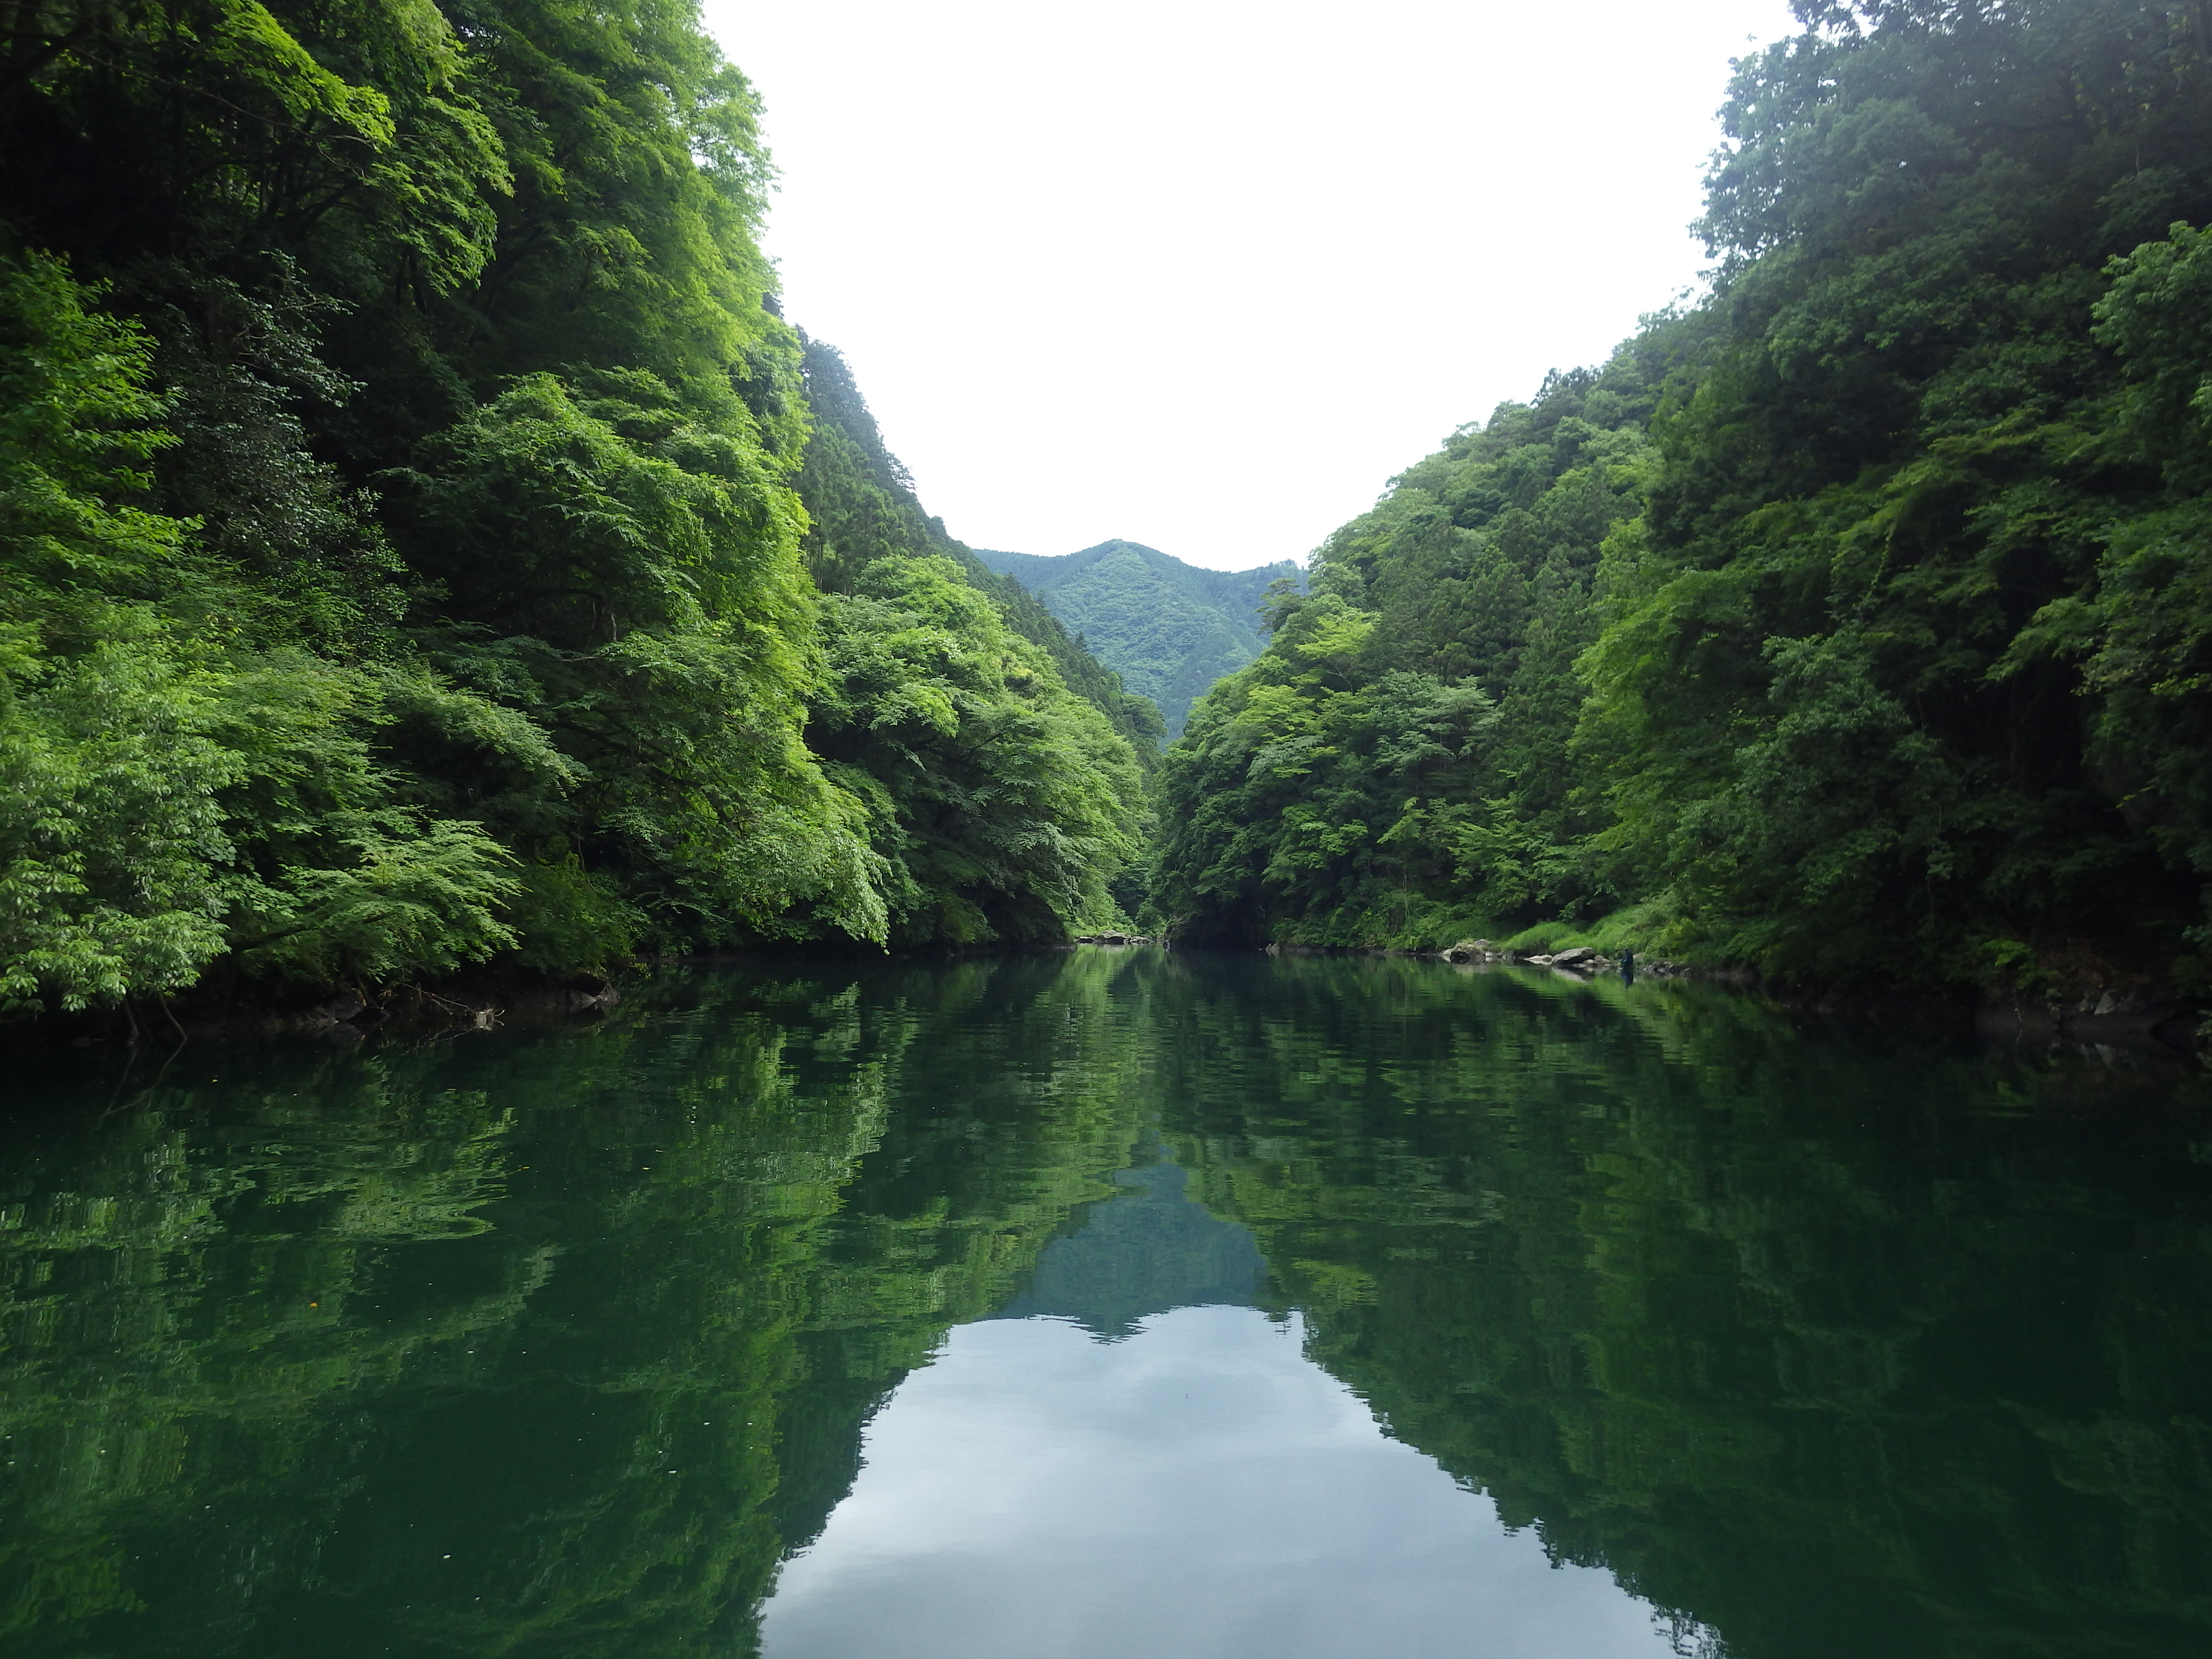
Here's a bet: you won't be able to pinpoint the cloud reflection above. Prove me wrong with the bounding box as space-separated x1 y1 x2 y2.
761 1306 1682 1659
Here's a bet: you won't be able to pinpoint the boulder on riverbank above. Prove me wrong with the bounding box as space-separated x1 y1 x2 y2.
1977 986 2195 1047
1440 938 1498 964
1518 946 1613 975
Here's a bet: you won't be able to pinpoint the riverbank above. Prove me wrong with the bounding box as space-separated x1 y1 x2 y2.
9 936 2203 1066
1247 937 2209 1060
2 938 1131 1053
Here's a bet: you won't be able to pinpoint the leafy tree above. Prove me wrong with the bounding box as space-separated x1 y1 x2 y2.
0 252 518 1009
1579 0 2212 982
795 340 1165 764
811 556 1142 943
0 0 1150 1011
1158 0 2212 991
1152 352 1667 946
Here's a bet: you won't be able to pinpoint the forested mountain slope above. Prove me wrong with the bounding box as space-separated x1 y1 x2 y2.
798 354 1165 764
0 0 1147 1016
1154 0 2212 997
975 540 1300 736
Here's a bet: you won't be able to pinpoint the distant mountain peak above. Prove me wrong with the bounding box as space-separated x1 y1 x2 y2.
973 543 1304 738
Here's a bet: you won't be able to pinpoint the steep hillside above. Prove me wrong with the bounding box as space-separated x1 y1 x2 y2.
0 0 1150 1017
975 541 1300 736
797 348 1165 766
1153 0 2212 1000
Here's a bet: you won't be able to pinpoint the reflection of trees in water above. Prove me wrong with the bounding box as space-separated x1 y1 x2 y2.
1159 956 2212 1659
3 952 2208 1659
0 950 1154 1658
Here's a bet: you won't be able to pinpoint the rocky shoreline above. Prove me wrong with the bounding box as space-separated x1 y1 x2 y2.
1249 936 2210 1059
1455 939 2201 1056
12 937 2203 1064
14 976 625 1055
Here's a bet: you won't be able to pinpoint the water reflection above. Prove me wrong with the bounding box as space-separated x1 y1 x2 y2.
0 950 2205 1657
763 1309 1683 1659
991 1135 1266 1337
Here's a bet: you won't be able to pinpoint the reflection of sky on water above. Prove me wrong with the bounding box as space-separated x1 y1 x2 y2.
758 1307 1684 1659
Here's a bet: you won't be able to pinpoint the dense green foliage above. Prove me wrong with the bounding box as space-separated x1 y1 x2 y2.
1155 0 2212 990
976 540 1299 737
0 0 1145 1014
807 554 1142 945
790 342 1154 935
796 344 1165 764
1151 357 1660 946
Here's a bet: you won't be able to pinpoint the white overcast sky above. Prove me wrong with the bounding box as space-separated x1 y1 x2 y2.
699 0 1802 570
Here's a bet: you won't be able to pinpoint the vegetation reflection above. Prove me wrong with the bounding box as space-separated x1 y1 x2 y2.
0 952 1150 1657
1160 956 2212 1659
1 952 2208 1659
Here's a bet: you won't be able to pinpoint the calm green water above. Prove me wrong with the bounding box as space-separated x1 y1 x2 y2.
3 951 2210 1659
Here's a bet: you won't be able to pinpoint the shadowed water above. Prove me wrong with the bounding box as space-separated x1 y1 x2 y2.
1 950 2208 1658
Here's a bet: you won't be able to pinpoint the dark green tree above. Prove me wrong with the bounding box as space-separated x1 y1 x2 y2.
1156 0 2212 993
0 0 1150 1011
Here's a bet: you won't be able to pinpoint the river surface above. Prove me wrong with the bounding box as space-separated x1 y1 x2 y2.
2 950 2209 1658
